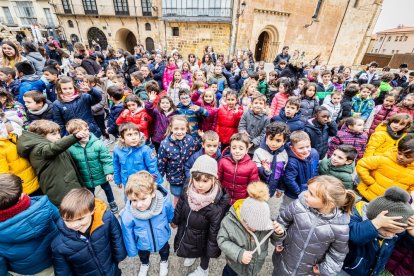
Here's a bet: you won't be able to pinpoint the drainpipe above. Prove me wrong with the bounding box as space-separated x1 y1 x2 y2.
68 0 83 43
133 0 141 44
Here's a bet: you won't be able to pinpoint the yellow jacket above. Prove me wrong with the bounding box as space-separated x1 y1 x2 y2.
357 152 414 201
0 135 39 194
364 124 406 157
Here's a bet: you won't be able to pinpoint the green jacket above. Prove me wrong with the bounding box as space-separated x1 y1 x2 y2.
318 158 354 189
133 85 149 101
217 199 285 276
68 134 114 188
257 79 268 96
17 131 82 206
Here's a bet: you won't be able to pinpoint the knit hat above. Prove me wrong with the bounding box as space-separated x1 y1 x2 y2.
366 187 414 223
240 182 273 231
189 155 218 178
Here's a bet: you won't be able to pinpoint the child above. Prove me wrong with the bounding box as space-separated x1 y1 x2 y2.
281 131 319 209
239 79 257 110
191 88 219 131
0 174 59 276
176 88 209 138
396 93 414 119
293 77 309 96
257 70 268 96
131 71 149 101
181 61 193 87
113 122 163 191
332 73 344 91
271 96 304 132
357 134 414 201
342 187 414 276
120 171 174 276
218 133 259 204
51 188 127 274
66 119 118 213
238 94 270 153
322 90 343 123
270 78 293 117
316 69 335 104
328 116 368 162
0 89 28 127
158 115 200 204
351 84 375 120
43 66 59 102
167 70 190 105
106 85 125 138
173 155 228 275
375 72 394 105
74 66 87 87
267 71 279 104
208 65 228 93
237 68 249 91
15 61 47 106
112 74 133 96
17 120 87 205
184 130 221 180
253 122 289 197
218 181 286 276
53 76 102 137
299 82 319 122
340 84 360 120
0 67 20 100
366 92 398 136
319 145 357 190
273 175 355 275
162 56 178 91
116 94 152 138
304 106 338 159
364 114 412 157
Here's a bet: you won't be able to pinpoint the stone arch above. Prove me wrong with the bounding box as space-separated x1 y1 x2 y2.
254 25 279 62
145 37 154 51
115 28 137 53
87 27 108 50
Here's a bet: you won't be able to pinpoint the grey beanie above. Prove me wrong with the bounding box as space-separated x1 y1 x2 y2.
189 155 218 178
366 187 414 223
240 197 273 231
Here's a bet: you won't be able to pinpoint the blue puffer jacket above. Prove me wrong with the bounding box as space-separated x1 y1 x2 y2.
342 201 414 276
271 108 305 132
18 75 47 105
51 199 127 276
282 144 319 199
0 196 59 276
176 103 209 137
351 95 374 120
107 102 124 137
113 136 163 186
304 119 337 159
184 148 222 179
53 88 102 137
120 185 174 256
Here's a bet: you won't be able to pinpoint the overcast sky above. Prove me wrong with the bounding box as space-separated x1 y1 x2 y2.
373 0 414 33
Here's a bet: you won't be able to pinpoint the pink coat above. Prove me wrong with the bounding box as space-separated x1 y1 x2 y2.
191 91 218 131
270 92 289 117
162 64 178 90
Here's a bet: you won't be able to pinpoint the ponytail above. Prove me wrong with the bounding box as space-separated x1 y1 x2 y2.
341 190 356 214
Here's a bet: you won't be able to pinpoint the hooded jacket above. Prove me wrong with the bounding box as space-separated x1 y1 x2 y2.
81 57 101 75
144 101 177 144
107 101 124 137
368 105 397 136
316 81 335 102
327 125 368 162
352 95 374 120
238 109 270 149
176 102 209 137
364 123 406 158
26 100 54 122
318 158 354 190
162 63 178 92
0 196 59 275
271 108 304 133
18 74 47 105
299 96 319 122
304 119 338 159
115 107 152 138
51 199 127 275
191 90 218 132
216 105 244 145
17 131 82 206
26 52 46 76
272 192 350 276
270 92 289 117
150 61 165 90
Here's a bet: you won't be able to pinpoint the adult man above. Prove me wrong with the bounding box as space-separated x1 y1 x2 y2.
273 46 291 69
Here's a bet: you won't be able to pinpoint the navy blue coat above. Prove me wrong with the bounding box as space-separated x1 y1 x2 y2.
304 119 337 159
150 61 166 90
53 88 102 137
107 102 124 137
282 144 319 199
0 196 59 276
271 108 305 132
51 200 127 276
184 148 222 180
236 77 248 92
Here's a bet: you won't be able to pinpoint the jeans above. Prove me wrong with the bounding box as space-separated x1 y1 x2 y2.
138 242 170 265
88 182 115 203
222 264 238 276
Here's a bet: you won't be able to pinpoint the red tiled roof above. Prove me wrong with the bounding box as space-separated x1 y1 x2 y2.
377 27 414 34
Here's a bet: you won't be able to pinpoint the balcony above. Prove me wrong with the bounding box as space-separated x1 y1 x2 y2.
162 7 232 22
53 4 142 17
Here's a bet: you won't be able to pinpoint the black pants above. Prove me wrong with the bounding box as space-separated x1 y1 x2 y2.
138 242 170 265
87 182 115 203
94 114 109 139
222 264 238 276
199 256 210 270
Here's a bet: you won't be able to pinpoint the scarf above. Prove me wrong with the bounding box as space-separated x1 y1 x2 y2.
386 124 404 140
0 195 31 222
187 183 219 211
130 190 164 220
29 103 49 115
60 92 79 103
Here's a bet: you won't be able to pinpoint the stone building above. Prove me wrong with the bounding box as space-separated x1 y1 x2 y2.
44 0 381 66
370 25 414 55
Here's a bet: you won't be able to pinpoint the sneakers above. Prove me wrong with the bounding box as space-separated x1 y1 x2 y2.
188 266 208 276
159 260 169 276
184 258 196 267
109 202 118 214
138 263 150 276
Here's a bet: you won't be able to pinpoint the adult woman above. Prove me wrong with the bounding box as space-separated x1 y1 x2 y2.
22 42 45 76
1 41 26 68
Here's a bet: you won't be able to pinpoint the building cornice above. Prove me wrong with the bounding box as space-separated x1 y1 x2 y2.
253 9 290 17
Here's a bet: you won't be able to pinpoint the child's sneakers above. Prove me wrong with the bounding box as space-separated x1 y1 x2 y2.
184 258 196 267
189 266 208 276
159 260 168 276
138 263 150 276
109 202 119 214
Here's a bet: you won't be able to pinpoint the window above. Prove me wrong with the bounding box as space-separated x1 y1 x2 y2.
388 36 392 41
312 0 323 19
114 0 129 15
375 49 378 53
142 0 152 16
404 36 408 41
399 36 403 41
382 49 386 52
396 50 399 53
62 0 72 13
172 27 179 36
145 23 151 31
68 20 74 28
2 7 14 25
83 0 98 15
162 0 232 18
392 50 395 54
44 8 55 27
395 36 399 41
12 1 37 26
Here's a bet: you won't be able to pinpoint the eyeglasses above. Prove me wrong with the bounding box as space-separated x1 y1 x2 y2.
180 96 190 100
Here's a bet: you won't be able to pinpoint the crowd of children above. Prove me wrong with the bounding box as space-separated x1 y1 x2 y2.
1 39 414 276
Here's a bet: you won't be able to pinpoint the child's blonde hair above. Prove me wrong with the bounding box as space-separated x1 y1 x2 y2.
66 119 88 134
384 113 413 132
125 171 157 199
191 80 205 92
201 89 217 106
240 79 257 98
290 130 310 145
60 188 95 220
247 181 269 201
308 176 356 214
165 115 190 137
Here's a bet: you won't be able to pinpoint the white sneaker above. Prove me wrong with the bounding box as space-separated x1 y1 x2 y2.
188 266 209 276
138 263 150 276
183 258 196 267
159 260 169 276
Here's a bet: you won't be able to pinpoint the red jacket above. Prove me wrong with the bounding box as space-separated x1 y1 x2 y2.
369 105 398 136
116 108 152 138
218 149 259 204
216 105 244 145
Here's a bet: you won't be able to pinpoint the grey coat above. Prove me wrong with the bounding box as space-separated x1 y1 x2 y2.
272 193 350 276
26 52 46 76
238 109 269 151
299 97 319 122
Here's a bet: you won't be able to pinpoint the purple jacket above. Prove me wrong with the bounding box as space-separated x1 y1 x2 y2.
181 70 193 87
145 101 177 144
327 125 368 161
